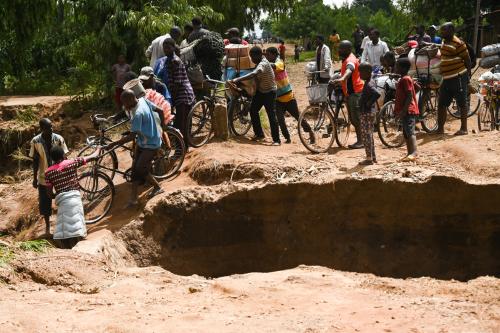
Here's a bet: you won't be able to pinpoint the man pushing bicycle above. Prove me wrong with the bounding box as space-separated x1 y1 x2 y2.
104 89 164 208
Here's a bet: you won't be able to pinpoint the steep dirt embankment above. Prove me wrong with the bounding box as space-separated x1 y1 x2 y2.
118 176 500 281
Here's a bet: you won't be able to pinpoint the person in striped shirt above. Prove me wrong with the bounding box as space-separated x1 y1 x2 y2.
162 38 195 146
265 47 314 144
437 22 471 135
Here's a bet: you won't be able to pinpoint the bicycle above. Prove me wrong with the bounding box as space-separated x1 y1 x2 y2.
447 87 481 119
226 81 252 136
78 157 115 224
374 73 406 148
477 81 500 131
79 114 186 181
297 71 351 153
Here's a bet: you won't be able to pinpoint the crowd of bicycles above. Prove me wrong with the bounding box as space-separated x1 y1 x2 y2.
297 65 499 154
77 58 499 226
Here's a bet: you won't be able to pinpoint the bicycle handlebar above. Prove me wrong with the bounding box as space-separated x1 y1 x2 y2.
205 75 225 85
306 70 328 74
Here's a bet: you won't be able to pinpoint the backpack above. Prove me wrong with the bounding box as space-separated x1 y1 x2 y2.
465 42 477 69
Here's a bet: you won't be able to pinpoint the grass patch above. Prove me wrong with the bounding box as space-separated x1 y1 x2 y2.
0 239 53 267
0 243 14 267
18 239 53 252
14 106 38 124
286 50 316 63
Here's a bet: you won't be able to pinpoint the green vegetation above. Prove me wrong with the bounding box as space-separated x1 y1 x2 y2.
14 106 38 124
0 0 496 97
0 239 53 267
18 239 53 252
262 0 496 48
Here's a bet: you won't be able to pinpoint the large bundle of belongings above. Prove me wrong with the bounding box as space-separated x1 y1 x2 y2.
408 44 442 87
480 43 500 69
180 31 225 88
223 43 256 97
478 67 500 96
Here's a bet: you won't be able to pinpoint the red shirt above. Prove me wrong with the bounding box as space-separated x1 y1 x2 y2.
279 44 286 58
341 53 364 96
394 75 419 115
45 158 86 195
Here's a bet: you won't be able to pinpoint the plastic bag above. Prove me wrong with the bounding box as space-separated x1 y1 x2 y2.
306 84 329 104
479 55 500 69
480 44 500 58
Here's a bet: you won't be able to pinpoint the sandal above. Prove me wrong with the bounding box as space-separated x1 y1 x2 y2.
401 155 417 162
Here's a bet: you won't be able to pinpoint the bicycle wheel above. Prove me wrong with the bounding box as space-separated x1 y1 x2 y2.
334 102 352 148
228 96 252 136
78 144 118 180
78 171 114 224
377 100 405 148
151 127 186 180
477 101 494 131
298 104 335 153
421 89 439 133
187 100 213 148
448 95 480 119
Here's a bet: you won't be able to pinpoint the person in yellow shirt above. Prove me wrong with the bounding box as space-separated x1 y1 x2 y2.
265 47 314 144
329 29 341 62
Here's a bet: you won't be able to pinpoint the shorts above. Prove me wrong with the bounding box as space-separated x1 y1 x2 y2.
131 147 158 184
114 87 124 107
402 114 417 139
438 74 468 109
38 185 52 216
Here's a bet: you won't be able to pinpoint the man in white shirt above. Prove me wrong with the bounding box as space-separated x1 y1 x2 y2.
361 29 389 68
145 27 182 67
315 35 332 83
360 27 373 54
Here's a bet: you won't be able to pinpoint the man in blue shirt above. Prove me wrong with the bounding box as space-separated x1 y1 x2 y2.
428 25 442 44
105 90 164 207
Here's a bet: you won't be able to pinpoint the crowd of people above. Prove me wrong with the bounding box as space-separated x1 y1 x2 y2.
29 18 473 248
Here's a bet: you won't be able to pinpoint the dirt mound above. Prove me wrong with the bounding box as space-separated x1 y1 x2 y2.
185 141 336 185
1 247 114 293
118 176 500 281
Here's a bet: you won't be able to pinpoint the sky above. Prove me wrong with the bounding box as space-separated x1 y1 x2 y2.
252 0 353 37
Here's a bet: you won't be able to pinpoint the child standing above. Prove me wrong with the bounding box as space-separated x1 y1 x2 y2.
358 63 381 165
230 46 281 145
112 55 131 112
265 47 314 144
394 58 419 161
294 45 300 63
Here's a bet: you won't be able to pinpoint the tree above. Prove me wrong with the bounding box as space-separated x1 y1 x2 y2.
188 0 296 33
352 0 393 14
397 0 497 23
0 0 223 94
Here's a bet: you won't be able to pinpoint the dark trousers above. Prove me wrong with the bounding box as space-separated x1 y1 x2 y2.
250 90 280 143
276 98 312 140
174 103 190 146
355 45 362 57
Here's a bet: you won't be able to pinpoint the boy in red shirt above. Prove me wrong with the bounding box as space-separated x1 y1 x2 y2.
394 58 419 161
